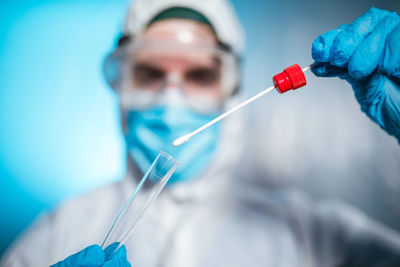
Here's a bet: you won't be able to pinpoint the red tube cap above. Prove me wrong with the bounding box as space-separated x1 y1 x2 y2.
273 64 307 94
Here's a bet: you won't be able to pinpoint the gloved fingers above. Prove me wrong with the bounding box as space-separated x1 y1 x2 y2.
103 245 131 267
104 242 119 260
312 27 344 62
104 243 127 261
311 62 349 80
382 23 400 78
50 244 105 267
349 12 400 80
103 258 132 267
104 242 126 260
67 245 104 266
350 73 385 118
111 244 128 259
330 7 391 67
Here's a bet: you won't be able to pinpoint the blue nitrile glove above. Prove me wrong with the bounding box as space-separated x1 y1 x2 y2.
311 7 400 142
50 243 131 267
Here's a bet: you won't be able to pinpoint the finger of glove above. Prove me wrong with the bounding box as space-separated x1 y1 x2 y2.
311 61 349 80
382 23 400 78
112 245 127 259
103 258 132 267
104 242 120 261
349 12 400 80
330 7 391 67
312 27 344 62
52 245 105 267
104 243 128 261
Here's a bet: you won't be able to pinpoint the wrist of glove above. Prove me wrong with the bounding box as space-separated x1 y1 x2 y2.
50 243 131 267
311 7 400 142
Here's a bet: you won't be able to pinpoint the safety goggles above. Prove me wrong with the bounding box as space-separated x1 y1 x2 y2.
104 39 239 114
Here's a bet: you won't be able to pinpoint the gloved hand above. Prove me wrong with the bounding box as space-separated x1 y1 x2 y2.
311 7 400 142
50 243 131 267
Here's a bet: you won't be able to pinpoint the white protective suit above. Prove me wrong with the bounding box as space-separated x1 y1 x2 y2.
2 0 400 265
1 103 400 267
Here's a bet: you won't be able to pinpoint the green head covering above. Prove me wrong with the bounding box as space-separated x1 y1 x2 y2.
148 7 214 30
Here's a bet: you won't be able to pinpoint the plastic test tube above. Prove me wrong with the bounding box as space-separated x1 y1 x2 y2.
101 151 178 258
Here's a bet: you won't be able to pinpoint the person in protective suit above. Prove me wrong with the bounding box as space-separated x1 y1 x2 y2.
1 0 400 266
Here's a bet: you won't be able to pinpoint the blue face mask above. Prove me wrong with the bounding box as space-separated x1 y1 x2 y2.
126 105 219 184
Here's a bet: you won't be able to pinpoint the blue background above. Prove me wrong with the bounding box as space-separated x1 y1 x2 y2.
1 0 400 257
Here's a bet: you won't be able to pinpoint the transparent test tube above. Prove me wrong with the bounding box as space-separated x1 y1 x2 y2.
101 151 178 257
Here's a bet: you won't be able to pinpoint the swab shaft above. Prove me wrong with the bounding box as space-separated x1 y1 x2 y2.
302 65 312 72
173 64 313 146
188 85 276 138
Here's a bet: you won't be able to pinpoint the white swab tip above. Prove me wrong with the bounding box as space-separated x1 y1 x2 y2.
173 135 190 147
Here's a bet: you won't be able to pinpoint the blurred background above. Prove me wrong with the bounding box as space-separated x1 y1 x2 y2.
0 0 399 257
